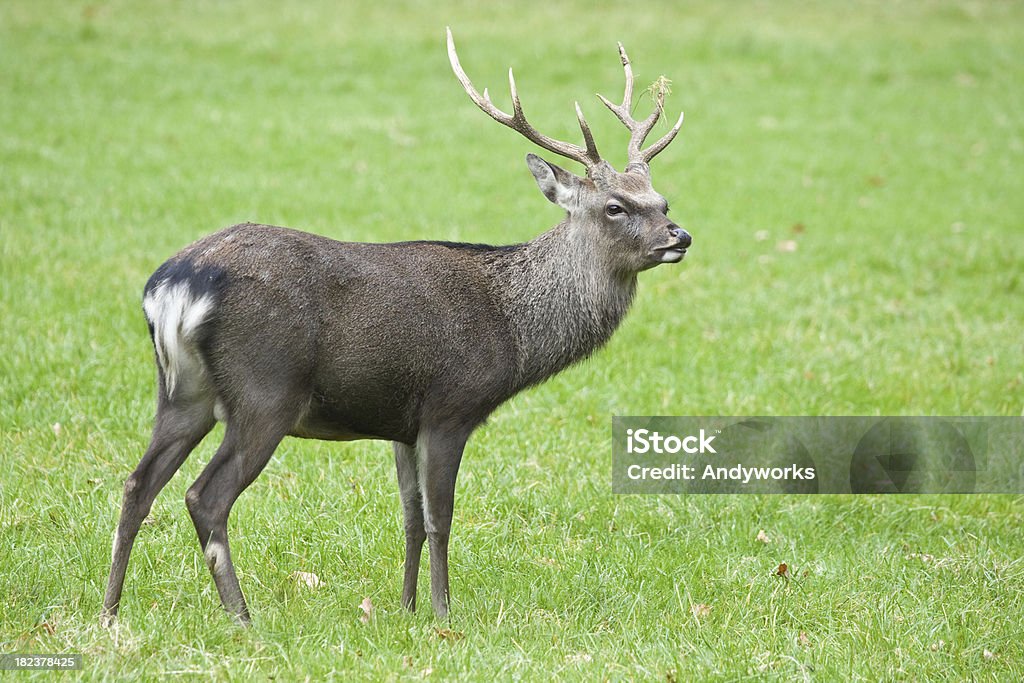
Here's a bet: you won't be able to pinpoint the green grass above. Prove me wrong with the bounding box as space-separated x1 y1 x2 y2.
2 0 1023 679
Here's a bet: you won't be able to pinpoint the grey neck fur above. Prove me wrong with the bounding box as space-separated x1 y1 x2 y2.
483 220 637 389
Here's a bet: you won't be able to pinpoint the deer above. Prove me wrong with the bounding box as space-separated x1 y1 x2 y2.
100 28 691 627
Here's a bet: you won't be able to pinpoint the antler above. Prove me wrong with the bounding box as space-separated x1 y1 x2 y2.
446 28 603 170
597 43 684 168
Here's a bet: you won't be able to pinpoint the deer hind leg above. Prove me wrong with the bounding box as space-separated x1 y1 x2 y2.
102 396 215 626
184 402 300 625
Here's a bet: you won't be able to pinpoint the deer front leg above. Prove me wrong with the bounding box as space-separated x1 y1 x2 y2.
416 428 468 620
394 441 425 611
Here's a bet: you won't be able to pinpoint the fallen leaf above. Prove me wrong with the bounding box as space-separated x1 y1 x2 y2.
359 596 373 624
434 628 464 641
291 571 321 589
775 563 789 577
756 530 771 544
867 175 886 187
798 631 811 647
39 621 56 636
690 603 712 619
403 655 414 667
791 223 806 234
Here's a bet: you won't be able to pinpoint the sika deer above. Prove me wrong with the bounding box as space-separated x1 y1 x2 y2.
101 29 690 626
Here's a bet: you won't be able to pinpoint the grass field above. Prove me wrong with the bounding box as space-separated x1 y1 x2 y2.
2 0 1023 679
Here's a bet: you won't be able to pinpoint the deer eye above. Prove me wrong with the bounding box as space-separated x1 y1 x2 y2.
605 203 626 217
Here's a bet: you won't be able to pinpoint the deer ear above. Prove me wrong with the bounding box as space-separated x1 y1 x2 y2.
526 154 581 210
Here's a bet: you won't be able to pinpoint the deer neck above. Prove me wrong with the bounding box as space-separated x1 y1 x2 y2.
485 220 637 388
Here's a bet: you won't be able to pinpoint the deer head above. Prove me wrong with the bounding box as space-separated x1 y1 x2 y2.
447 28 691 273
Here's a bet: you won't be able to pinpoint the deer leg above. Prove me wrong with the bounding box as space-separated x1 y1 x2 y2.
184 412 290 625
394 441 425 611
417 428 469 620
101 399 214 626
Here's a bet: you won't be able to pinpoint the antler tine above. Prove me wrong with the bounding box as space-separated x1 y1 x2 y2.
596 42 634 126
640 110 684 163
619 43 634 110
575 102 600 163
446 28 602 169
597 42 683 166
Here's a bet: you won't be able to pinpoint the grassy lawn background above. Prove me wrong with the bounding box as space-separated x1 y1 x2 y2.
2 0 1022 679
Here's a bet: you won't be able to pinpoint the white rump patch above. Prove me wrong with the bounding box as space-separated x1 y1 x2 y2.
143 281 214 397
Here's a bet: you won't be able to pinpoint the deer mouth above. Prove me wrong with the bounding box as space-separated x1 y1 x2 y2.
655 244 687 263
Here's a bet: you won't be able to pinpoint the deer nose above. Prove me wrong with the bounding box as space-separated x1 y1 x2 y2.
669 225 692 249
